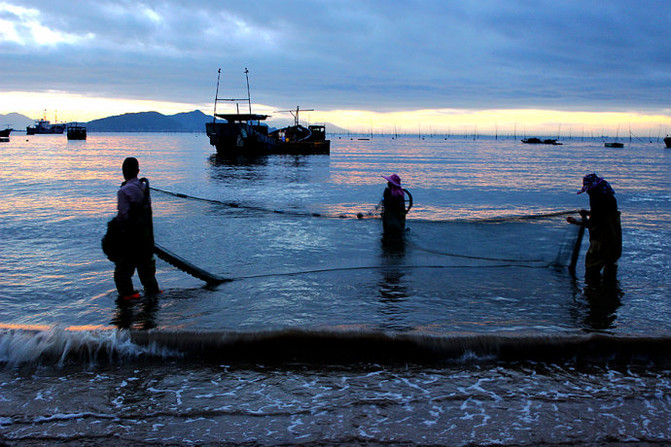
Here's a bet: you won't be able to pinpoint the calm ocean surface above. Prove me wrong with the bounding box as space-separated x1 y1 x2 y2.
1 132 670 445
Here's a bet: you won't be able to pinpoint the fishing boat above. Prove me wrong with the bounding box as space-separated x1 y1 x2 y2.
664 136 671 148
521 138 562 145
205 69 330 156
26 118 66 135
0 127 12 138
66 123 87 140
604 125 625 148
267 106 330 154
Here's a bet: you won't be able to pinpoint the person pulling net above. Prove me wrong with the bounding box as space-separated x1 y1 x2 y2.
379 174 413 235
567 173 622 282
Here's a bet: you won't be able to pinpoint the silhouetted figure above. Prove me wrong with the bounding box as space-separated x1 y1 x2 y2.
380 174 412 235
568 173 621 283
113 157 160 300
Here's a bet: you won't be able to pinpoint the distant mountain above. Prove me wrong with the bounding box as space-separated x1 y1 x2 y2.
0 113 35 130
85 110 346 134
320 122 349 134
1 110 348 133
87 111 205 132
170 110 215 131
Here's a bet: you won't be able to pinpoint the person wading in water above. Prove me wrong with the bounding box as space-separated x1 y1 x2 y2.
113 157 160 300
567 173 622 283
380 174 412 235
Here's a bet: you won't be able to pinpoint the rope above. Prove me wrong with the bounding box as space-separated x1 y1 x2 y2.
227 262 551 281
150 186 372 220
404 238 549 264
155 256 556 286
433 209 581 224
151 186 580 224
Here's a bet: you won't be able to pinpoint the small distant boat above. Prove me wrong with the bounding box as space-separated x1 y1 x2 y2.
664 136 671 148
605 125 625 148
521 138 562 145
67 123 87 140
27 119 66 135
0 127 12 138
205 69 329 156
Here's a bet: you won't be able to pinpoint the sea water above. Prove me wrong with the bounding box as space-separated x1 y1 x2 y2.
1 133 670 445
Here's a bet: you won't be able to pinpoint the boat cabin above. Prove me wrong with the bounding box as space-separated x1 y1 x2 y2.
307 125 326 141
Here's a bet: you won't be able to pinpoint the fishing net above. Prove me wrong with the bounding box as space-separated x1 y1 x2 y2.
151 187 584 282
405 214 583 270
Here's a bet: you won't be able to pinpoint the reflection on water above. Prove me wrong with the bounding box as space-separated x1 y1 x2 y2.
209 153 268 170
377 233 410 330
380 231 406 260
111 296 160 330
571 277 624 331
583 281 623 330
378 232 407 300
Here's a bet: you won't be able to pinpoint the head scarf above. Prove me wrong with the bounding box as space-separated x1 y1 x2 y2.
578 173 615 195
382 174 405 199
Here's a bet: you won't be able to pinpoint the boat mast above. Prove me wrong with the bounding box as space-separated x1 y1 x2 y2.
244 67 252 115
276 106 314 127
212 68 222 123
213 68 256 120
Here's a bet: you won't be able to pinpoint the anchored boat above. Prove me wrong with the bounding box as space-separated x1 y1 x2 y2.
521 138 563 145
66 123 87 140
27 118 66 135
205 69 330 156
664 136 671 148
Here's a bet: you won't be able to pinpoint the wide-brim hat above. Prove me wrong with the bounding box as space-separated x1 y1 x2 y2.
382 174 402 187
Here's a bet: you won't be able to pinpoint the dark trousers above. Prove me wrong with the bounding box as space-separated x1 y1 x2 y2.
114 256 160 297
585 212 621 283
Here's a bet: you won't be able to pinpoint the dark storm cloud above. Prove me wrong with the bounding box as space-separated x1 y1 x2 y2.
1 0 669 112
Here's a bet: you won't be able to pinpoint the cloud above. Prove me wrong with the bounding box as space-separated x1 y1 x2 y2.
0 0 670 115
0 2 94 46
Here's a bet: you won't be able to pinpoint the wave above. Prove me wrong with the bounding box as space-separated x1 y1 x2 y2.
0 325 180 368
2 325 671 368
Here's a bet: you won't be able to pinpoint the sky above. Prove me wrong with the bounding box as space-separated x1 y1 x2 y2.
1 0 670 135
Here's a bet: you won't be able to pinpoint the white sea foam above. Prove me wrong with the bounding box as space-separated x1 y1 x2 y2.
0 328 179 367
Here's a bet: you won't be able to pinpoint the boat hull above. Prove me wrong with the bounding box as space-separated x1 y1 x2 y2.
206 121 330 155
604 142 624 148
521 138 562 145
0 128 11 138
67 126 87 140
27 124 66 135
664 137 671 149
276 140 330 155
206 121 278 154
